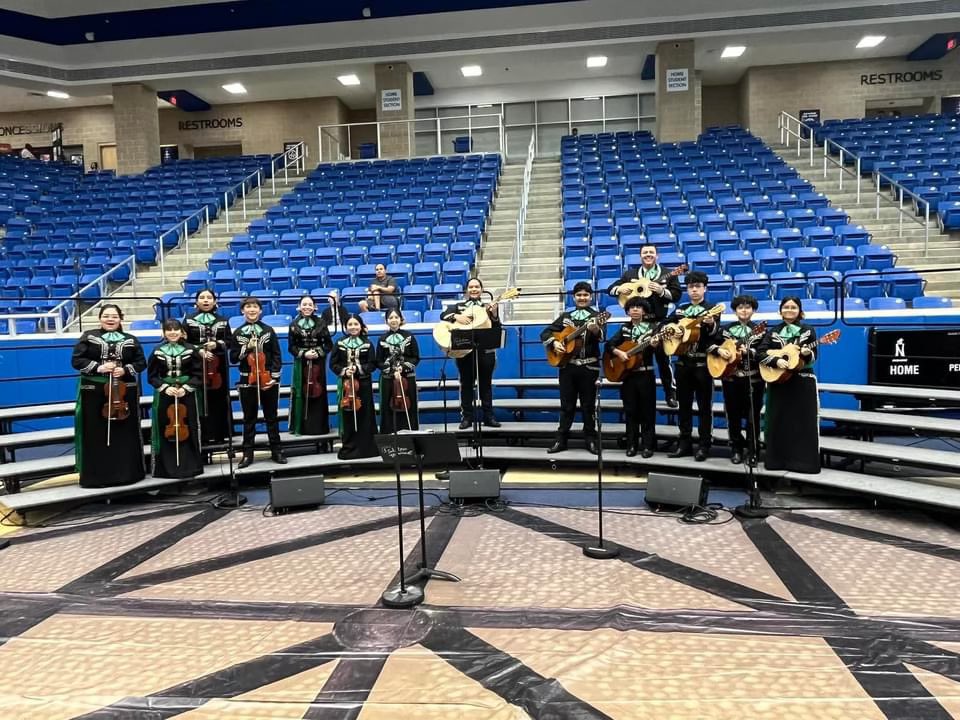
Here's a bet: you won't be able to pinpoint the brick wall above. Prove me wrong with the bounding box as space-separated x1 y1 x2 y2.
113 83 160 175
0 105 115 169
158 96 349 166
742 56 960 142
701 84 741 131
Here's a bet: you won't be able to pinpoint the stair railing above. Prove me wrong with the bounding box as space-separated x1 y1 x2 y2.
778 111 816 168
822 137 862 205
505 131 535 320
873 169 932 256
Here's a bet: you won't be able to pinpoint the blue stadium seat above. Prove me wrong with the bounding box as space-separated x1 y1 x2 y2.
770 271 807 300
720 249 753 276
868 297 906 311
787 247 822 274
883 272 925 301
822 245 858 273
686 251 720 274
829 297 865 312
442 260 470 286
845 270 883 301
733 272 770 298
753 248 788 275
857 245 896 271
911 295 951 309
401 284 432 313
807 270 843 303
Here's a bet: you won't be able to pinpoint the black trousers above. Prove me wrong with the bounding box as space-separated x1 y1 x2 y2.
620 370 657 450
654 344 675 396
239 383 281 452
456 350 495 417
557 364 598 438
675 361 714 445
722 377 764 455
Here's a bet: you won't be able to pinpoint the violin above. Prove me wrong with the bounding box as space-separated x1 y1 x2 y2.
305 355 324 399
202 326 222 390
102 356 130 422
246 335 273 389
164 395 189 442
340 348 361 433
388 347 412 412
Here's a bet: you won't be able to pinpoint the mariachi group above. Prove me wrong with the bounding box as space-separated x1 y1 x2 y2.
540 243 827 475
70 289 426 489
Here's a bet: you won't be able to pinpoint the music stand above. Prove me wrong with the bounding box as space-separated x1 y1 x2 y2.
377 432 462 584
451 327 504 467
375 433 424 608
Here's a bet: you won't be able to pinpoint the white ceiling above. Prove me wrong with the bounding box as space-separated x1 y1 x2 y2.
0 1 956 112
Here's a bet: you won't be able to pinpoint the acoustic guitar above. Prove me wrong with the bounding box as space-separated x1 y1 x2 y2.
602 325 672 383
706 321 768 380
660 304 726 356
616 264 687 307
546 311 610 368
759 329 841 384
432 288 520 359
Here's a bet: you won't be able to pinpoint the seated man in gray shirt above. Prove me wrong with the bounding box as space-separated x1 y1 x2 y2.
359 263 400 313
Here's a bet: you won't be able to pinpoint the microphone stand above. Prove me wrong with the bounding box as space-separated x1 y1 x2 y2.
583 373 619 559
734 335 766 519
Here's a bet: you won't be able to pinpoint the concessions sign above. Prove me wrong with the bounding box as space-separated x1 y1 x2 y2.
869 328 960 388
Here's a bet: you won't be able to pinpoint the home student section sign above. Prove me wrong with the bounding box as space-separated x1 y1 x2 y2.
666 69 689 92
381 89 402 112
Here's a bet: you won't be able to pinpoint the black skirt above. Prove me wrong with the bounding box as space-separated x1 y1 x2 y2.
764 373 820 474
76 382 146 488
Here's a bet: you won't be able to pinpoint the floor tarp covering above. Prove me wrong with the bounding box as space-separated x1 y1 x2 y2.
0 497 959 719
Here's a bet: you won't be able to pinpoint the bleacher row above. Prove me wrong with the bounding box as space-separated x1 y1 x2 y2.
813 113 960 227
559 128 928 307
149 153 503 324
0 155 276 333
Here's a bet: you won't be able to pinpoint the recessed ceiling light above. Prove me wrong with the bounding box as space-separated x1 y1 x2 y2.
46 90 70 99
461 65 482 78
221 82 246 94
586 55 608 68
857 35 886 48
337 74 361 86
721 46 746 58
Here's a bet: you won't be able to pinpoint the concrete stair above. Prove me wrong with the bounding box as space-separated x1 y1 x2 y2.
773 146 960 301
107 175 303 323
477 160 562 323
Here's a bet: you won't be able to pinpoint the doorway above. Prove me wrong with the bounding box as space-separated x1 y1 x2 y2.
99 144 117 171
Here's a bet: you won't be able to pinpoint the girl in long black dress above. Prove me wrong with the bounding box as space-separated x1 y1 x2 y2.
330 314 378 460
148 319 204 479
758 296 821 474
377 308 420 433
288 294 333 436
183 289 231 445
71 304 147 488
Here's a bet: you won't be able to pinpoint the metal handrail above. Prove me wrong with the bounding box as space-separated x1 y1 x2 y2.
0 255 137 336
822 137 862 204
505 132 535 320
872 169 932 255
317 114 504 162
778 111 816 167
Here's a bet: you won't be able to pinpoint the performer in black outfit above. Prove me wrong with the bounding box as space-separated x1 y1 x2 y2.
540 281 603 455
288 294 333 436
330 314 379 459
608 243 681 407
148 319 204 479
183 289 231 445
605 296 660 458
440 277 502 430
758 296 821 474
710 295 765 465
71 304 147 488
230 297 286 468
377 308 421 433
665 270 722 461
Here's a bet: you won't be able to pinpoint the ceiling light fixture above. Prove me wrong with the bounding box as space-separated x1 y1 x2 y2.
46 90 70 99
337 74 361 86
857 35 886 49
586 55 608 68
721 45 746 58
461 65 482 77
221 82 247 94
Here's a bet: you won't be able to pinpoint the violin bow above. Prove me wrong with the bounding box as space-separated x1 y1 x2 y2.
350 347 358 433
105 351 115 447
392 345 411 430
174 392 181 467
